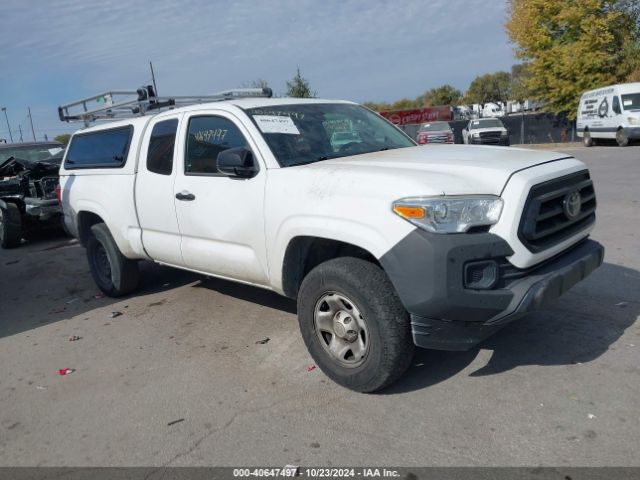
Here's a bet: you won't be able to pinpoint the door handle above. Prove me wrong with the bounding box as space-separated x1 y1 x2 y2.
175 191 196 201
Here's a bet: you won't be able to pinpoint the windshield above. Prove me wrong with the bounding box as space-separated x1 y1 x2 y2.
621 93 640 111
470 119 504 129
419 122 451 132
0 144 63 164
244 103 415 167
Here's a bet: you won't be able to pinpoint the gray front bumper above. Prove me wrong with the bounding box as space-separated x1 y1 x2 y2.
379 230 604 351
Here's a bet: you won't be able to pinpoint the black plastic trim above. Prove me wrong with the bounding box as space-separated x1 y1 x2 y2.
379 229 515 323
517 170 596 253
404 239 604 351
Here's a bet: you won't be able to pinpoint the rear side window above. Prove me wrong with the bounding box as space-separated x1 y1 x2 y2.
185 116 249 175
65 126 133 169
147 119 178 175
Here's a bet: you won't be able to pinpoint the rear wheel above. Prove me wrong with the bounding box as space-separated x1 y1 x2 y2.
86 223 139 297
583 130 594 147
297 257 414 392
0 203 23 249
616 128 629 147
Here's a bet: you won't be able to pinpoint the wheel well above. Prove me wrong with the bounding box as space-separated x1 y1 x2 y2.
77 211 104 246
281 236 379 298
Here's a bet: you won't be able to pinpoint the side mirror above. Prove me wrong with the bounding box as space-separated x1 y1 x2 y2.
613 104 621 115
217 147 258 178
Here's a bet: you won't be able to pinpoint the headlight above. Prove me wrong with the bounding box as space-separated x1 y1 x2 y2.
628 117 639 125
500 131 509 137
392 196 503 233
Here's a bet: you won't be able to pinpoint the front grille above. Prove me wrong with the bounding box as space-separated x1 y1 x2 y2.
479 131 502 139
518 170 596 252
426 134 451 143
475 131 503 145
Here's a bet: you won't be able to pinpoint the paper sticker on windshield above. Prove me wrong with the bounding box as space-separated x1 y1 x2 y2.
623 100 633 106
253 115 300 135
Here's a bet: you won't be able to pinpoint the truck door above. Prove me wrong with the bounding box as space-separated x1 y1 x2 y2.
173 111 269 286
135 114 184 266
612 95 622 118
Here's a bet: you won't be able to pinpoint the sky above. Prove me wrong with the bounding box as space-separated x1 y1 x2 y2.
0 0 516 141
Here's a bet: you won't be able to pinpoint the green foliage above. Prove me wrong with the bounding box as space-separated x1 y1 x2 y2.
464 71 512 105
510 63 532 102
364 84 461 112
506 0 640 119
54 134 71 146
286 67 316 98
416 84 462 106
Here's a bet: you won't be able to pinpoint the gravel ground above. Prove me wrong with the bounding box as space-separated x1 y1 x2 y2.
0 144 638 467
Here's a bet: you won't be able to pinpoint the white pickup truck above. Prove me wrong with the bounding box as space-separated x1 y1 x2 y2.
58 87 604 392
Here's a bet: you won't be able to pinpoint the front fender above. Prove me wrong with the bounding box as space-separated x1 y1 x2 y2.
268 214 413 294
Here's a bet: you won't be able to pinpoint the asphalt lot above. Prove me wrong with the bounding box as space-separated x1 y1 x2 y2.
0 145 638 467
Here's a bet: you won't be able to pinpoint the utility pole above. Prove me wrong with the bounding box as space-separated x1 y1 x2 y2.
28 107 36 141
18 125 23 142
1 107 13 143
150 61 158 96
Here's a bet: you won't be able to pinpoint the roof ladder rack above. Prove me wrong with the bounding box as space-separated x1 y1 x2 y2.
58 85 273 124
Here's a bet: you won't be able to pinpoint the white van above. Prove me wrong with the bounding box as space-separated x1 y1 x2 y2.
482 102 505 118
577 82 640 147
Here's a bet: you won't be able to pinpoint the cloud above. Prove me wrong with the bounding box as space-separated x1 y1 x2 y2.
0 0 514 138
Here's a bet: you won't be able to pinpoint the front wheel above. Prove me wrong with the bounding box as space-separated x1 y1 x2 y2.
86 223 140 297
616 128 629 147
297 257 414 392
583 130 594 147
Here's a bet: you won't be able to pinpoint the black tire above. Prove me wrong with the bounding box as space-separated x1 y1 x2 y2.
616 128 629 147
297 257 414 393
86 223 139 297
583 130 594 147
0 203 23 249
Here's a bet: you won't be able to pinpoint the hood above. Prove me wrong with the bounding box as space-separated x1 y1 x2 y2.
300 145 571 196
420 129 451 135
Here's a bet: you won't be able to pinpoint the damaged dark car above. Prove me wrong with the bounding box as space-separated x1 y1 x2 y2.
0 141 65 248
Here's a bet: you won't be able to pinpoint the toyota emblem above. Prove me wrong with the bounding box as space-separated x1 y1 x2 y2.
563 191 582 219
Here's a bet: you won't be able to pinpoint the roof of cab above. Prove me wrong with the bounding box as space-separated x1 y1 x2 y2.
71 97 357 135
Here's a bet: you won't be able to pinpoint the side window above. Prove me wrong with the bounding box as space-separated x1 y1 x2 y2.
65 126 132 169
147 119 178 175
612 96 621 115
185 116 249 175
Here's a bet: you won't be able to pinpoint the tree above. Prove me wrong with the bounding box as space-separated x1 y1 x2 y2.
416 84 462 106
506 0 640 119
286 67 316 98
364 85 462 112
464 71 512 105
54 134 71 146
510 63 532 103
363 98 420 112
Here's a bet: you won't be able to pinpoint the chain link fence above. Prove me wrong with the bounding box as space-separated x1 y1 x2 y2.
400 112 576 145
